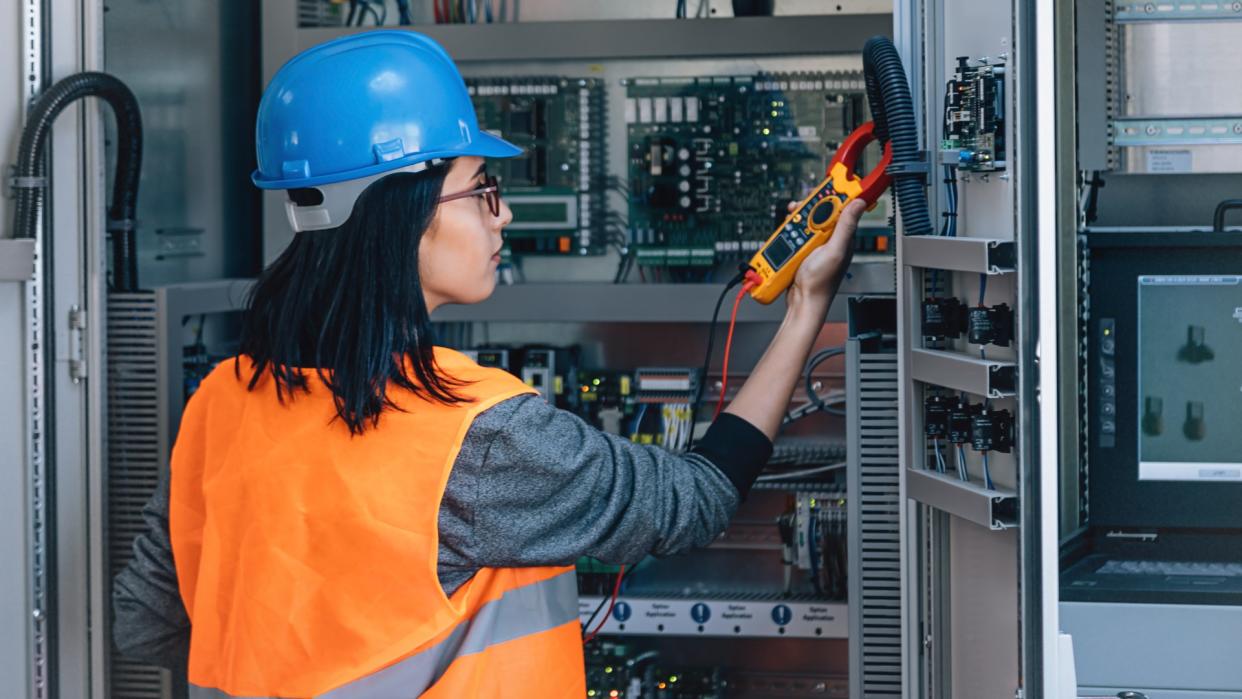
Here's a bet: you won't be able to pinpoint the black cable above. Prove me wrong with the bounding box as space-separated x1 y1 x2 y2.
395 0 412 24
1081 170 1104 226
13 71 143 290
1212 198 1242 232
686 268 748 449
581 564 639 638
356 0 383 25
613 248 635 284
804 347 846 415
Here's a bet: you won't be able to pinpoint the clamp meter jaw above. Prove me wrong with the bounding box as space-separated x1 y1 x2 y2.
745 121 893 305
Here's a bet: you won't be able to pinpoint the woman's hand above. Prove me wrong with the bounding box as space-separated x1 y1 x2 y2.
785 198 867 317
722 198 867 440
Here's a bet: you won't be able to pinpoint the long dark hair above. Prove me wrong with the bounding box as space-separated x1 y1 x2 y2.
238 165 469 434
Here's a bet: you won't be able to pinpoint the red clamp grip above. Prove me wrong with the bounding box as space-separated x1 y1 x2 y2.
827 121 893 205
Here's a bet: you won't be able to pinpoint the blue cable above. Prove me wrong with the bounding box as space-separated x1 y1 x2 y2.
981 399 994 489
631 403 649 438
942 165 958 238
927 164 958 304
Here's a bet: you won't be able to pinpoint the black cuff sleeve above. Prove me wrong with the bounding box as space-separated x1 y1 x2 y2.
691 413 773 500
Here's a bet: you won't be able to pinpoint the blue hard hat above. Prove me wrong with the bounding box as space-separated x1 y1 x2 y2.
252 30 520 190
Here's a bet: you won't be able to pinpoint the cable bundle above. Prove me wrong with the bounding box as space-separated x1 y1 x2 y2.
434 0 513 23
675 0 712 18
660 403 694 452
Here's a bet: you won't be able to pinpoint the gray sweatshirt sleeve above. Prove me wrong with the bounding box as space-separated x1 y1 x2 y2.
111 393 773 658
438 394 764 577
110 475 190 671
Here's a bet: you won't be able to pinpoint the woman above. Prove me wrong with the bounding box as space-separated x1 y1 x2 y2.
112 30 864 698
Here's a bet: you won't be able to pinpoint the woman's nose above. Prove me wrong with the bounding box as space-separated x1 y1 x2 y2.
497 197 514 228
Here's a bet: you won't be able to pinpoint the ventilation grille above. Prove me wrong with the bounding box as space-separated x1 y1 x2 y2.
848 349 901 698
297 0 342 28
107 291 172 699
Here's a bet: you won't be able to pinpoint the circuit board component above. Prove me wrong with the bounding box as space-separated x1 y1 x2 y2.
625 72 891 275
468 77 606 255
943 57 1006 171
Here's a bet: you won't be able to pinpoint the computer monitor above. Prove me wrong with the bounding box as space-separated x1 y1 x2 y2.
1136 274 1242 482
1087 233 1242 528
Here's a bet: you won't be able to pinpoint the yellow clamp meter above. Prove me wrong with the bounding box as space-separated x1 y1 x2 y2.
746 121 893 305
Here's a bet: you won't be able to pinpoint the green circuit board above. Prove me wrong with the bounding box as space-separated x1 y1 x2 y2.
625 72 892 272
468 77 606 255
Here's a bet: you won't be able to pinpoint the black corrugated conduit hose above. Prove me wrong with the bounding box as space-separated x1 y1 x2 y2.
13 71 144 290
863 35 933 237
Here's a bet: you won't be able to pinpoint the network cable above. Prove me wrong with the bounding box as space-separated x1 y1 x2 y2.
755 461 847 482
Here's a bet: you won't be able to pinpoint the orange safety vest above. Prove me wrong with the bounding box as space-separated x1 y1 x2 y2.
169 348 585 698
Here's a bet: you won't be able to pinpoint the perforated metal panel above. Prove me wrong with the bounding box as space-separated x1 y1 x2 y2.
296 0 340 28
107 291 173 698
847 341 901 698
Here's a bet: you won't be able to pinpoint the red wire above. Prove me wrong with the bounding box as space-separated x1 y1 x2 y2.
582 564 626 645
713 283 753 419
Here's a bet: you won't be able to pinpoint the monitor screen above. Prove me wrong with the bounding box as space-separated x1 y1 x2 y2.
1137 274 1242 482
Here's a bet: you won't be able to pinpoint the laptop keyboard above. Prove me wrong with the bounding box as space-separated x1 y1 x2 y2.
1096 559 1242 578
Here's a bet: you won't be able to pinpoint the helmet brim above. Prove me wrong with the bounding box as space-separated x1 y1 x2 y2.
463 130 523 159
253 132 523 190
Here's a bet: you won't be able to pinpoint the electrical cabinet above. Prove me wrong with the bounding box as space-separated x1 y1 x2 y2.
53 1 1239 698
1058 3 1242 698
241 2 902 697
892 0 1056 696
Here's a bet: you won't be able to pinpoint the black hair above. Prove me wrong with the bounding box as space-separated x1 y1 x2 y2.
238 164 469 434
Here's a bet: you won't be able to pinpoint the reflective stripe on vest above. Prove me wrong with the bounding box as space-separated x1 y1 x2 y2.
188 570 579 699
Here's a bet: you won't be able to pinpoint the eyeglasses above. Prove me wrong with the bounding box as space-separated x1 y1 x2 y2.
437 174 501 217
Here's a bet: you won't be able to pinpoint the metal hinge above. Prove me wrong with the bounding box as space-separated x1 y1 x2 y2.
68 305 87 383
